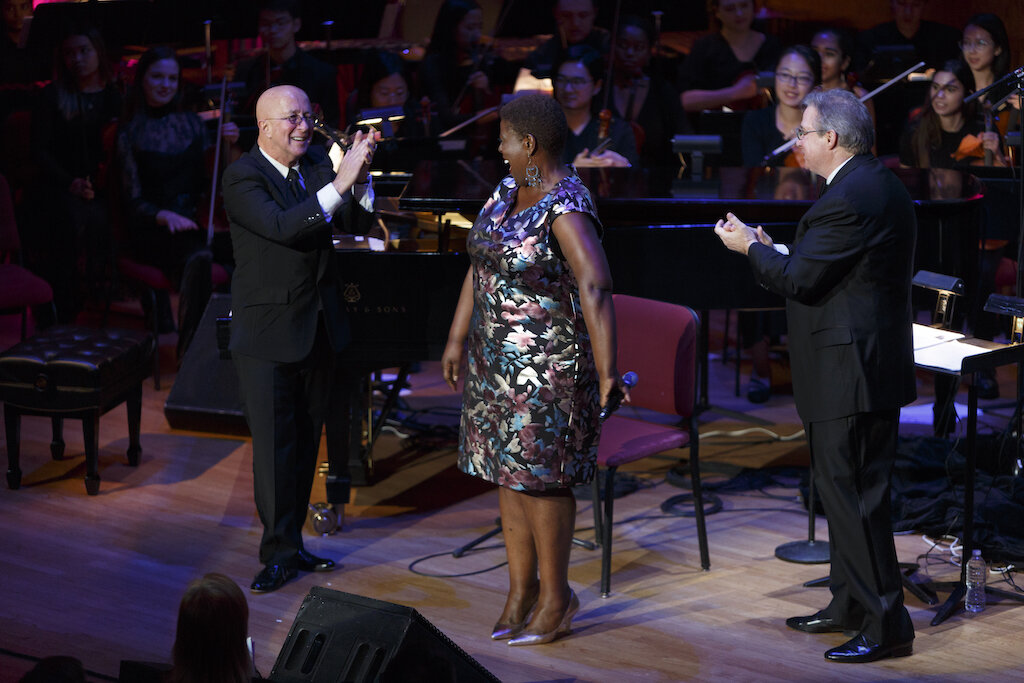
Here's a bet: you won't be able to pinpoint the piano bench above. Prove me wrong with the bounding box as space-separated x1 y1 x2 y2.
0 326 155 495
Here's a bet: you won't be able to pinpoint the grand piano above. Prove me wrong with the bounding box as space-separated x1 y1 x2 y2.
326 162 985 486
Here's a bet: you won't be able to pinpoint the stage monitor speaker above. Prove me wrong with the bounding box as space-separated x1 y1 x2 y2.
164 293 249 435
270 587 499 683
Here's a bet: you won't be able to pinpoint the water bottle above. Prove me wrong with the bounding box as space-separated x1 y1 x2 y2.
965 548 987 613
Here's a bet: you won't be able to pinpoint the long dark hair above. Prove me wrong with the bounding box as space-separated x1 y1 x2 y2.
911 59 976 168
125 46 183 120
426 0 480 59
170 573 251 683
964 13 1011 79
776 44 822 89
53 23 114 120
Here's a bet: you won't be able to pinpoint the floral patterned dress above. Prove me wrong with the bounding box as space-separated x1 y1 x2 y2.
458 171 603 492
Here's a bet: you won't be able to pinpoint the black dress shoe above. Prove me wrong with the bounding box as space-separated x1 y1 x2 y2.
250 564 297 593
296 549 336 572
786 613 852 634
824 633 913 663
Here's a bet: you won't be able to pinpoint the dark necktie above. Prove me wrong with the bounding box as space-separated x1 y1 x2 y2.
286 167 306 205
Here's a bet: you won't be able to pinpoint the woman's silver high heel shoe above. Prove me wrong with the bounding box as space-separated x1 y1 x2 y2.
491 590 540 640
507 590 579 646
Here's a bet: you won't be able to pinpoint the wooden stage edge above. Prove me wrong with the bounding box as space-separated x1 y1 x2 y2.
1 311 1022 682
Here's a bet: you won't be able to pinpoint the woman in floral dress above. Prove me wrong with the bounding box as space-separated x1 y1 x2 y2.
442 93 624 645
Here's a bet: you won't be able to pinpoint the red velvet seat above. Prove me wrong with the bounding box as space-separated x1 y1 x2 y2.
592 294 709 597
0 174 55 342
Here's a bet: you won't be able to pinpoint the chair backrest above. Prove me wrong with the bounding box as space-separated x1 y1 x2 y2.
0 173 21 254
612 294 699 419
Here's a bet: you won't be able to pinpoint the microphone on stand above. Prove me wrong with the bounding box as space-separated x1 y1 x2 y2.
599 371 639 421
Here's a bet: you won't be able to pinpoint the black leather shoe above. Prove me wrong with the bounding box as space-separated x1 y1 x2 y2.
786 613 853 634
824 633 913 663
296 549 336 572
250 564 297 593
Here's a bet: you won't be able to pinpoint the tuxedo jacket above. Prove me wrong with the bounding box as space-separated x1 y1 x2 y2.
223 143 370 364
747 154 918 424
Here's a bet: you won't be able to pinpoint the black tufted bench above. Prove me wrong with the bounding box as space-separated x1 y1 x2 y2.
0 327 155 495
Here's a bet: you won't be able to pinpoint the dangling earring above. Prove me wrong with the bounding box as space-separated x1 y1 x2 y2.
524 153 541 187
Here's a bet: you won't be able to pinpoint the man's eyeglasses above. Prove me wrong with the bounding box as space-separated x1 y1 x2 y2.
775 71 814 88
795 127 828 140
265 114 315 126
959 39 991 53
553 76 592 89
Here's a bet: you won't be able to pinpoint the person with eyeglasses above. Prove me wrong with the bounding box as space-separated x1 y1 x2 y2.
736 46 821 402
235 0 340 137
553 47 637 168
222 84 378 594
716 88 918 664
960 14 1016 120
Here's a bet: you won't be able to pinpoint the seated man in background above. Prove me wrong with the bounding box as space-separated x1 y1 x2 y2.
523 0 609 80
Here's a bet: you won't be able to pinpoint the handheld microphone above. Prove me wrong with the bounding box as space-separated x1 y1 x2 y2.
599 371 638 421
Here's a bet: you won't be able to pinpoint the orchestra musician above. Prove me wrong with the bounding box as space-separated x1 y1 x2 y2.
608 14 690 167
222 85 378 594
523 0 610 80
116 46 240 351
738 45 820 403
235 0 340 129
811 27 875 132
29 22 121 325
678 0 780 113
419 0 507 131
716 88 917 664
554 47 637 167
442 93 623 645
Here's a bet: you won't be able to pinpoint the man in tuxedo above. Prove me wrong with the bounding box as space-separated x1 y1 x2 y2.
715 88 917 663
222 84 376 593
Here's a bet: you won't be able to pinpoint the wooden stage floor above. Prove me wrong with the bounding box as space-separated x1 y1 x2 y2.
1 312 1022 682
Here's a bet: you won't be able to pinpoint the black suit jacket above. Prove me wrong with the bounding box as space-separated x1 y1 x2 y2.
223 143 369 364
747 154 917 423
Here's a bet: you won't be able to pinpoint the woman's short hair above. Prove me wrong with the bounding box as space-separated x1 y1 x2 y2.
171 573 251 683
803 89 873 155
964 13 1011 78
500 93 568 159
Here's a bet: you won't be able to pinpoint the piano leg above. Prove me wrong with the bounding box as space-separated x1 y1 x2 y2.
325 365 372 491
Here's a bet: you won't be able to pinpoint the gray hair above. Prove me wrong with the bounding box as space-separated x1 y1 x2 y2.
802 89 874 155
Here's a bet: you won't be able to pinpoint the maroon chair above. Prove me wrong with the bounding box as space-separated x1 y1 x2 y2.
592 294 709 597
0 174 55 342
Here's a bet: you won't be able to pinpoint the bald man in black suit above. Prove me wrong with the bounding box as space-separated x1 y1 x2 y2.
223 84 377 593
715 88 917 663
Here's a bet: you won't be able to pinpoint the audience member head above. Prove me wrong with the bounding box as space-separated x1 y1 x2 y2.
800 89 874 168
257 0 302 54
707 0 755 35
356 51 410 112
427 0 482 58
811 27 857 88
2 0 32 44
613 15 653 79
499 93 568 183
891 0 925 39
127 46 183 119
19 656 85 683
553 46 604 115
171 573 251 683
961 13 1010 80
773 45 820 110
554 0 598 46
